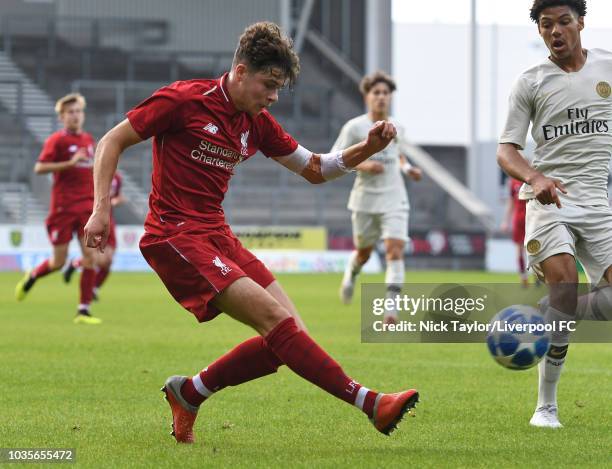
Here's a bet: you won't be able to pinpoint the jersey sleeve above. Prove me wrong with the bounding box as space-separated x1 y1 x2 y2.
126 82 186 139
258 111 299 158
37 134 58 162
331 120 359 152
499 75 533 150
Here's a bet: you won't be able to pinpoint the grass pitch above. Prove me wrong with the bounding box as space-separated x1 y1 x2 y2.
1 271 610 468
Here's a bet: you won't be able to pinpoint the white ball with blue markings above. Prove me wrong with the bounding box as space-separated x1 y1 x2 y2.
486 305 550 370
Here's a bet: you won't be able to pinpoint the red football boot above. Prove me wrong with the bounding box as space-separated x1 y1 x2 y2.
370 390 419 435
161 376 199 443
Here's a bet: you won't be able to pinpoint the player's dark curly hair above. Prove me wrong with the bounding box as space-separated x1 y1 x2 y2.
530 0 587 23
359 71 396 96
233 22 300 86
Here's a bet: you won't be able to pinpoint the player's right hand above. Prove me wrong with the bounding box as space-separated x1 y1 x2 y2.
530 174 567 208
84 211 110 253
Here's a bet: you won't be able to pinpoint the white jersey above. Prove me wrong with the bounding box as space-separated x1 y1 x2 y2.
332 114 412 213
500 48 612 206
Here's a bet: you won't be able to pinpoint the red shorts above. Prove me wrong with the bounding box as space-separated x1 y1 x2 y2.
46 210 91 246
512 217 526 244
139 225 275 323
107 217 117 249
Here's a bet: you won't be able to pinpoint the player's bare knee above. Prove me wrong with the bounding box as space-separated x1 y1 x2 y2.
548 283 578 315
81 251 96 269
386 248 403 261
258 303 291 336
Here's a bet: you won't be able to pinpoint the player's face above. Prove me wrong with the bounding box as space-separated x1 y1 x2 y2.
365 82 392 115
60 102 85 132
237 65 286 116
538 6 584 61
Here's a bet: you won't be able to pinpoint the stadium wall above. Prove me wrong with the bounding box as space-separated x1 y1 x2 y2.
55 0 282 53
0 224 383 274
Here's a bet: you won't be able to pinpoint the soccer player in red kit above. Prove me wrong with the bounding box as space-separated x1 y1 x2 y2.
15 93 101 325
501 178 529 287
84 22 419 443
64 172 126 299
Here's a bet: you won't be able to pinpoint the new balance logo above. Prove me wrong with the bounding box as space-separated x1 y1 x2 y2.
213 256 232 276
203 123 219 135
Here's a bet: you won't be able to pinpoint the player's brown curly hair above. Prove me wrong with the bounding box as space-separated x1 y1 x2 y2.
359 71 396 96
530 0 587 23
233 22 300 87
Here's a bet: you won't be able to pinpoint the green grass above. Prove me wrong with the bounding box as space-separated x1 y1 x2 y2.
1 271 610 468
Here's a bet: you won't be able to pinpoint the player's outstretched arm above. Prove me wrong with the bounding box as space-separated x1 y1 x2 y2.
497 143 567 208
84 119 142 251
275 121 396 184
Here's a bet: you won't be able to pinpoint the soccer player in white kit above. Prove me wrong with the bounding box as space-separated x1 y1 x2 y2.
334 71 422 323
497 0 612 428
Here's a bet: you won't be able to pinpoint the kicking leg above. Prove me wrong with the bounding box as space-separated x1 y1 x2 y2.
179 280 306 409
166 277 418 443
216 278 418 433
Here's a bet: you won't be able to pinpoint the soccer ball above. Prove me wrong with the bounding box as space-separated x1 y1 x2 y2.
486 305 550 370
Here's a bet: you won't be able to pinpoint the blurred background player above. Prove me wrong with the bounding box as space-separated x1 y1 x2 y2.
501 177 529 287
497 0 612 428
63 172 126 300
14 93 101 325
335 71 422 323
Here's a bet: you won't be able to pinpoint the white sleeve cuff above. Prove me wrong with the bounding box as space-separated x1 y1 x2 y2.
273 145 311 174
321 151 354 181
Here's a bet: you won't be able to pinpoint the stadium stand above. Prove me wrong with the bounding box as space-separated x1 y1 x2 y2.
0 1 489 238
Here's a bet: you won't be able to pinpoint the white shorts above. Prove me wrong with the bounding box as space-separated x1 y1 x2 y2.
351 210 409 249
525 199 612 285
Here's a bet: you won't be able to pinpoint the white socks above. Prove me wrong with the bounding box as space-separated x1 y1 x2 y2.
537 306 572 408
384 260 405 319
343 251 363 285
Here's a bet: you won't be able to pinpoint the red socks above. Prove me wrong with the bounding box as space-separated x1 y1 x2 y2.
79 268 96 306
95 267 110 288
264 317 377 416
518 253 526 273
31 259 57 279
181 336 283 406
181 318 378 418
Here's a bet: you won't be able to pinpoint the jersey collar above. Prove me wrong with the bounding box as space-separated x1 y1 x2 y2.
218 73 240 116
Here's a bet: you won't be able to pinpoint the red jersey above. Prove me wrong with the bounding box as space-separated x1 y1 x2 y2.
510 178 527 222
110 172 122 199
127 74 298 236
38 129 95 214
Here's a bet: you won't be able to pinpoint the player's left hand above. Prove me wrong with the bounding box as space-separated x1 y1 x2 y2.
84 211 110 253
365 121 396 154
408 167 422 181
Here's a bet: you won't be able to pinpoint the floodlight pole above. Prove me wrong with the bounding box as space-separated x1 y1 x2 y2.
365 0 392 74
469 0 478 194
